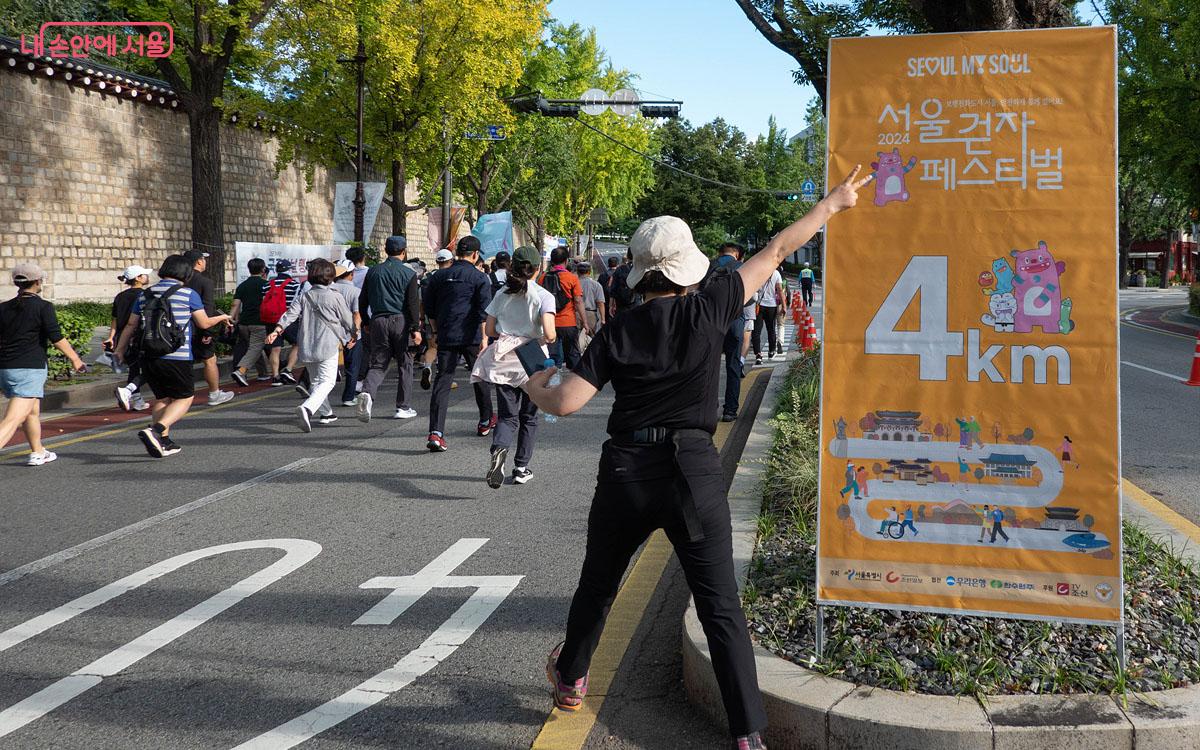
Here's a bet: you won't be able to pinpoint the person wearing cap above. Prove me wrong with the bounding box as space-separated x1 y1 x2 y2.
184 249 235 406
416 247 457 390
114 254 233 457
472 245 556 487
331 258 365 406
422 235 495 451
0 263 87 465
263 259 302 387
265 258 356 432
799 261 816 307
356 235 422 422
488 251 510 296
523 166 870 748
108 264 153 412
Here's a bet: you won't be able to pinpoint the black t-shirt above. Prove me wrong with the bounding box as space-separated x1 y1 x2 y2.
112 287 141 340
186 272 216 315
573 270 745 436
0 294 63 369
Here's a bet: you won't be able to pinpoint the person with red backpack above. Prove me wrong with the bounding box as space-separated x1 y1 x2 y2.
538 246 586 369
261 259 301 387
114 254 232 458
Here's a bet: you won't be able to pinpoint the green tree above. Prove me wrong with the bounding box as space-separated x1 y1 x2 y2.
258 0 544 236
732 0 1080 108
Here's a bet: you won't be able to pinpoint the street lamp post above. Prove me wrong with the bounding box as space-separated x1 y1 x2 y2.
338 25 368 245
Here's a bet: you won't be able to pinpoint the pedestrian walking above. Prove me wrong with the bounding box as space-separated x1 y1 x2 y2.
184 249 235 406
900 506 919 536
1060 435 1078 469
978 505 991 542
262 260 302 386
488 251 510 295
423 236 495 452
606 249 639 319
266 259 356 432
597 256 619 314
473 245 556 487
356 236 422 423
332 259 364 406
751 266 784 363
523 165 866 749
418 248 456 390
229 258 271 388
538 247 586 369
838 460 860 499
702 243 745 421
799 261 815 307
114 254 232 458
108 264 153 412
989 506 1010 543
577 262 606 345
0 263 88 465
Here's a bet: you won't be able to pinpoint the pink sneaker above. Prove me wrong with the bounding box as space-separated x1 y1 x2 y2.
545 642 587 712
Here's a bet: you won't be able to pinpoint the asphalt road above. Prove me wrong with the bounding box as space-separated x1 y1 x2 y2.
0 359 770 749
1118 288 1200 523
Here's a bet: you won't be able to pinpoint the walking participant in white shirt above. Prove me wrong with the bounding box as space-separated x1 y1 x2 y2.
752 267 785 363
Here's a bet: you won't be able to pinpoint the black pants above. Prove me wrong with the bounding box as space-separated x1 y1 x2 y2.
427 345 493 434
556 443 766 737
801 280 814 307
492 383 538 467
752 306 779 357
552 326 581 369
362 315 414 409
722 319 742 416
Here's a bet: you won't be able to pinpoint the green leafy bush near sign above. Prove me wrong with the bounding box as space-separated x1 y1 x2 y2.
46 302 111 380
1189 284 1200 316
744 353 1200 696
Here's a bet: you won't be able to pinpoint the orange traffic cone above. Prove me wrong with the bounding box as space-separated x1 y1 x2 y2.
804 311 818 351
796 313 810 349
1184 333 1200 386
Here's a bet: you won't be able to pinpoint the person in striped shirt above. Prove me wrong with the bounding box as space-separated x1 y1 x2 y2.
115 254 232 457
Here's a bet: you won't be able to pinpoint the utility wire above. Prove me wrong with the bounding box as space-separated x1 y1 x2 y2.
570 117 806 196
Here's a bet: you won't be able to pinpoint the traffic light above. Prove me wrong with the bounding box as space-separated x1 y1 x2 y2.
639 104 680 119
540 100 580 117
774 191 800 201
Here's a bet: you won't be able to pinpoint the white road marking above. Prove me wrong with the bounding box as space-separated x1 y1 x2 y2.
1121 360 1187 382
0 539 321 738
234 539 523 749
0 457 323 588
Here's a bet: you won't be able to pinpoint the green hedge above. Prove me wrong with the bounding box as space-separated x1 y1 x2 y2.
48 302 111 379
1189 284 1200 317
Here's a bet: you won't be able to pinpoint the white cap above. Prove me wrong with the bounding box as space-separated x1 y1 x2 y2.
435 249 454 262
334 258 355 277
627 216 710 288
122 264 154 280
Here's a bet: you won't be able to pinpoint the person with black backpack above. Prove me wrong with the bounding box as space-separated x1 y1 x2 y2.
115 254 232 458
538 246 586 369
607 249 640 319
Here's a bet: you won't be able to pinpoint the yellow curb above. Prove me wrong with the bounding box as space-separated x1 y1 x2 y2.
530 371 766 749
1123 477 1200 546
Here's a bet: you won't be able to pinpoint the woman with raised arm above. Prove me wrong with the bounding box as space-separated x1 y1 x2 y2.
523 167 871 749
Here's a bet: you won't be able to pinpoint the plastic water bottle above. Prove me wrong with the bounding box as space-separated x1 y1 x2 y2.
543 359 560 423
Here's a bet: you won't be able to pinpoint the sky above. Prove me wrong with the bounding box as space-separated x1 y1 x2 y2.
547 0 818 140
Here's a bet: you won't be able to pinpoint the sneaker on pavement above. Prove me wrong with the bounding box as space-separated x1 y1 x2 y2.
279 370 298 385
545 642 587 712
317 414 338 425
420 366 432 390
487 447 508 489
296 405 312 433
341 399 357 407
294 382 311 398
720 412 737 423
26 450 57 467
159 437 182 457
137 426 165 458
477 415 498 436
512 466 533 484
114 385 133 412
208 390 235 406
356 392 373 423
732 731 767 750
130 395 150 411
271 376 285 387
255 374 272 382
426 433 447 452
231 370 250 387
393 406 417 419
754 355 763 365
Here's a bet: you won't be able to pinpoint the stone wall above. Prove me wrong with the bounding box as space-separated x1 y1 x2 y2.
0 65 430 301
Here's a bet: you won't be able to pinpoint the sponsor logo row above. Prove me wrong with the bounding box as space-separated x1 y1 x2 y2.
832 568 1115 603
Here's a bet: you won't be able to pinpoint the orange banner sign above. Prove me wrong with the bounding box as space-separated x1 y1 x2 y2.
818 27 1120 624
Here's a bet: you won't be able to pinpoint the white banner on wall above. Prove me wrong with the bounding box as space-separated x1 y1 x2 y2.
332 182 387 244
234 242 348 284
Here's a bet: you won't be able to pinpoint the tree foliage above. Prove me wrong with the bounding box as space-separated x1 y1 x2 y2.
732 0 1081 107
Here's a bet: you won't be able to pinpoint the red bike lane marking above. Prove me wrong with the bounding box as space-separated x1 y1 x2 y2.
1129 309 1199 338
3 382 278 449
